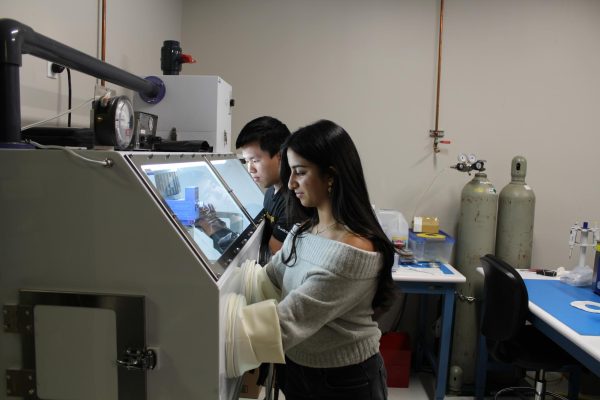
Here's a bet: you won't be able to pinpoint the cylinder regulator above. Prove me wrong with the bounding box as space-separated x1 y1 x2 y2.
496 156 535 268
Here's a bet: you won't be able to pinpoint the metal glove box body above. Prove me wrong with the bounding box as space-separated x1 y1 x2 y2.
0 149 265 399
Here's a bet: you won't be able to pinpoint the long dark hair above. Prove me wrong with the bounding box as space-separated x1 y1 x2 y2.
280 120 396 311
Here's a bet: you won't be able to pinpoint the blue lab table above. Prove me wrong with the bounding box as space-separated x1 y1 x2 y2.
393 263 466 400
475 271 600 399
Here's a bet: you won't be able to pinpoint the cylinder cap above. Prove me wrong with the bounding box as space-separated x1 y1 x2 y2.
511 156 527 182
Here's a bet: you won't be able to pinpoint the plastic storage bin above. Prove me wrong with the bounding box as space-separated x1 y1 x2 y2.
408 229 455 263
380 332 411 388
376 209 409 246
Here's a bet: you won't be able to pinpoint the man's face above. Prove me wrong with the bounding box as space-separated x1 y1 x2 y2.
240 142 281 189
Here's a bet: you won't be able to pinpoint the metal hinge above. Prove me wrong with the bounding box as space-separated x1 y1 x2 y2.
116 348 156 371
3 305 34 334
6 369 36 398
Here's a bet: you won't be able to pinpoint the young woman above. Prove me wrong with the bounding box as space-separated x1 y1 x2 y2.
260 119 396 399
231 120 394 400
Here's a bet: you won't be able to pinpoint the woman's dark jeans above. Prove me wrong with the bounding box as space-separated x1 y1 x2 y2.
276 353 388 400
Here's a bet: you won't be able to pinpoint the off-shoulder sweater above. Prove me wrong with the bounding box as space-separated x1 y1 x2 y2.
265 229 383 368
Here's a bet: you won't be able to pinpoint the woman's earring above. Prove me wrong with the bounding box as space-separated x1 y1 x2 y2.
328 181 333 195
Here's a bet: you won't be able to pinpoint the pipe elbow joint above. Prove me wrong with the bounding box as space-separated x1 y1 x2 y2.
0 18 33 66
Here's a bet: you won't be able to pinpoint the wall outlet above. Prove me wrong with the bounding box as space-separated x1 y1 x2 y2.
47 61 57 79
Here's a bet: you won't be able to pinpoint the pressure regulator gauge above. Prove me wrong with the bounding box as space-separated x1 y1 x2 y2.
94 95 135 150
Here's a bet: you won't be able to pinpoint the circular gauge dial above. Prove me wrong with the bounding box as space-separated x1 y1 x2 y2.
94 95 135 150
113 98 134 149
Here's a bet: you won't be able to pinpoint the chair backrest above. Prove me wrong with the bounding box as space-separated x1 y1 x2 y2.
480 254 529 342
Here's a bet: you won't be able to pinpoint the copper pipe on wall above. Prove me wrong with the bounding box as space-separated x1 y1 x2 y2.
435 0 444 133
100 0 106 86
430 0 446 153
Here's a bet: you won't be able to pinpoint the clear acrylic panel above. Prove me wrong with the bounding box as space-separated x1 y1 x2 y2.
210 158 264 220
140 160 254 262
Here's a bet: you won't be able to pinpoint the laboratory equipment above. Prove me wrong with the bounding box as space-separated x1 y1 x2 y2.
496 156 535 268
568 222 600 270
451 153 486 174
133 111 158 150
160 40 196 75
451 156 498 387
93 94 135 149
0 18 163 145
0 149 266 399
133 75 233 153
0 18 264 399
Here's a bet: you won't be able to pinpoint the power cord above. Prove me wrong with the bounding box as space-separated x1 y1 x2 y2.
45 63 74 127
410 167 451 224
25 139 114 168
21 97 94 131
67 67 72 126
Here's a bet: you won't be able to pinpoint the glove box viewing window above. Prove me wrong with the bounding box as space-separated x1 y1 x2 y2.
128 153 264 276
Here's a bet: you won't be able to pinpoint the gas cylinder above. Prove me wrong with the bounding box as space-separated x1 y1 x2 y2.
496 156 535 268
451 172 498 387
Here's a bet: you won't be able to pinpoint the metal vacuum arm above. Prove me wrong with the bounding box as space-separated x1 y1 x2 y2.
0 18 163 144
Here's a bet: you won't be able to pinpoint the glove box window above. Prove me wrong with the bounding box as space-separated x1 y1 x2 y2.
132 154 264 272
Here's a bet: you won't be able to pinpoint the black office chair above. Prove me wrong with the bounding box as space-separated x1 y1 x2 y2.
480 254 578 400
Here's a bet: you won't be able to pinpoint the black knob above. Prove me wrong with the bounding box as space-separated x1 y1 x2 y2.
161 40 182 75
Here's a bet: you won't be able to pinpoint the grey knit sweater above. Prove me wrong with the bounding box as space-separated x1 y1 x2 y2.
265 228 383 368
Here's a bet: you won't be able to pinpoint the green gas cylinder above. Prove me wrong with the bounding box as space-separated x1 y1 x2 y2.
451 172 498 387
496 156 535 268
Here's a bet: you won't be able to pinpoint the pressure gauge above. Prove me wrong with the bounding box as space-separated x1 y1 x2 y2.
94 95 135 150
467 154 477 164
457 153 467 163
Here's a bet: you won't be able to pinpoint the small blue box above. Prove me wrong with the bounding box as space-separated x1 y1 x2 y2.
165 186 200 226
408 230 455 263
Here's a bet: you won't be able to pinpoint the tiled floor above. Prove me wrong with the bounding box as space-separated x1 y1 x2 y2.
240 374 446 399
242 371 600 400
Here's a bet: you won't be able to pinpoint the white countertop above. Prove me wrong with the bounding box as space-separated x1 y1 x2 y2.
392 263 466 283
520 271 600 364
480 268 600 365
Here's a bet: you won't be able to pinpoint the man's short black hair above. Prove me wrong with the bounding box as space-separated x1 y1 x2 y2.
235 116 291 157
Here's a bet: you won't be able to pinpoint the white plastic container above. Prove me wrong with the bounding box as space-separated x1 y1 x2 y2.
376 209 409 245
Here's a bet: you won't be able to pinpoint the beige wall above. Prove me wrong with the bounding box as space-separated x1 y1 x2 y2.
2 0 182 126
3 1 599 269
182 0 600 269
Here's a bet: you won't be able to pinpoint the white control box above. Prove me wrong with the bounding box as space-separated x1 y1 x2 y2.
133 75 233 153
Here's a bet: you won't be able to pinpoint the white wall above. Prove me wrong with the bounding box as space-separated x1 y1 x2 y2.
1 0 182 126
182 0 600 269
3 1 599 269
